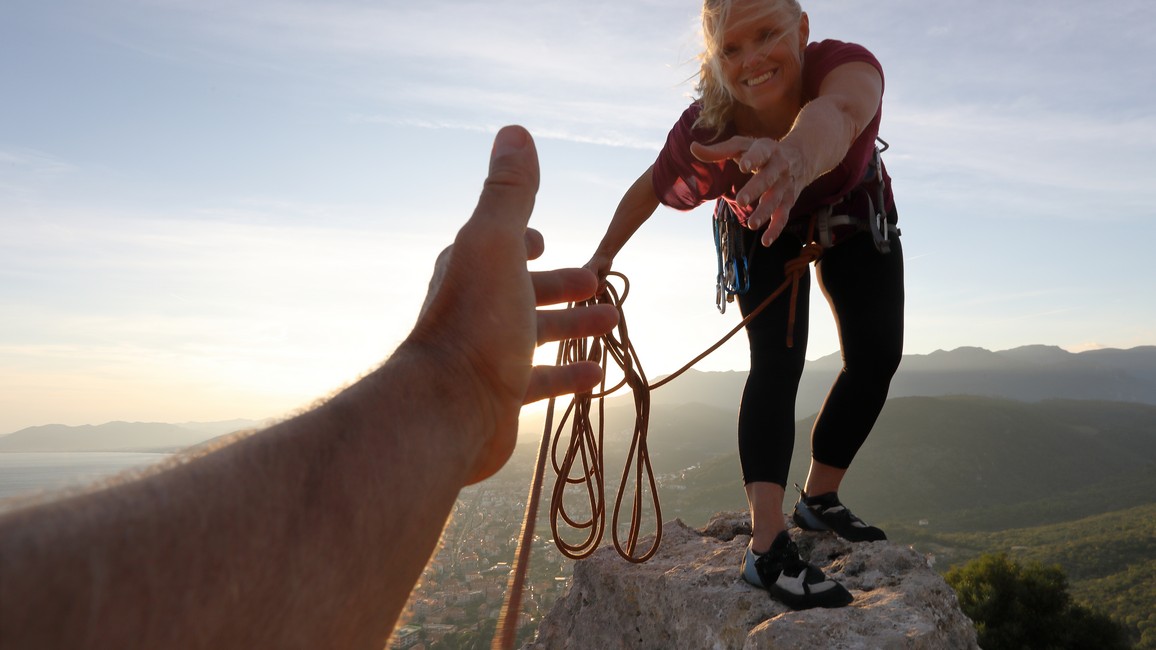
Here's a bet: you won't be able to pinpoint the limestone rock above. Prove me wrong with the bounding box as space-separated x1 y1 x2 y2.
526 513 979 650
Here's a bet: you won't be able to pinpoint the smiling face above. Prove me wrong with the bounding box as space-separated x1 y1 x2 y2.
705 0 809 125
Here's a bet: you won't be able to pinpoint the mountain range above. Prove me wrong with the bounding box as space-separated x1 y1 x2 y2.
643 343 1156 418
1 344 1153 454
0 419 261 453
515 344 1156 465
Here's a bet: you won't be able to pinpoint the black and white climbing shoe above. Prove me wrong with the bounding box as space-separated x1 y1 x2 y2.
792 490 887 542
741 531 853 610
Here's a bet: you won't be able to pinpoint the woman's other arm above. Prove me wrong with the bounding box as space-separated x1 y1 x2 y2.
584 166 661 280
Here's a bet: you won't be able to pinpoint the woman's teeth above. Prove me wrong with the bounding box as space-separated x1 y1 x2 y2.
746 70 774 86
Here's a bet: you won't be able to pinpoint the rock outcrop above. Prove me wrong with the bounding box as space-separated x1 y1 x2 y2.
527 513 979 649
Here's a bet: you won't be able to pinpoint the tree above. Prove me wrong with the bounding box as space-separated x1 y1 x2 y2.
945 553 1130 650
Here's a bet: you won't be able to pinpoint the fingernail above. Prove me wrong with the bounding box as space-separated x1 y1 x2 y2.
491 126 529 163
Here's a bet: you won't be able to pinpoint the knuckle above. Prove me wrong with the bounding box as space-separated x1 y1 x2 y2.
484 167 532 191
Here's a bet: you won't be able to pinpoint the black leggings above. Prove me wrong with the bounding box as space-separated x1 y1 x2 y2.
736 229 904 486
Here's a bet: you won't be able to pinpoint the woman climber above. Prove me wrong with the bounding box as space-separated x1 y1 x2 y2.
584 0 904 610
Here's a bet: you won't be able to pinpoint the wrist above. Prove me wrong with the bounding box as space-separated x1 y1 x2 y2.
596 238 626 269
338 341 491 485
773 138 810 187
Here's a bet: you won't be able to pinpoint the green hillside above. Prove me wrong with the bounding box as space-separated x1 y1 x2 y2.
843 396 1156 529
654 396 1156 527
896 505 1156 649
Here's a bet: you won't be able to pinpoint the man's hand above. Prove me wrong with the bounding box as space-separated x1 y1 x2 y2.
410 126 618 483
0 126 619 650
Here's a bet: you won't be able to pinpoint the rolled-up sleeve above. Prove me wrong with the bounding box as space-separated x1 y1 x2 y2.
651 105 733 211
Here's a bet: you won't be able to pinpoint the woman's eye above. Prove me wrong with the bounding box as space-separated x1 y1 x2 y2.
721 45 739 59
760 29 778 42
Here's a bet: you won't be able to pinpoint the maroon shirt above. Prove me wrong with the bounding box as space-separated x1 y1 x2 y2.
651 39 895 226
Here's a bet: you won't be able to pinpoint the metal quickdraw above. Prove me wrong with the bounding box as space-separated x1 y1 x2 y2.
867 138 894 254
713 200 751 314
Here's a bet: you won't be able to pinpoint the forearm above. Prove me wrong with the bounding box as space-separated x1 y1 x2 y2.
780 96 862 187
592 166 660 261
0 344 480 650
781 62 882 187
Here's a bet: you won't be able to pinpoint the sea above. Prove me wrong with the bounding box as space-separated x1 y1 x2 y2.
0 452 170 511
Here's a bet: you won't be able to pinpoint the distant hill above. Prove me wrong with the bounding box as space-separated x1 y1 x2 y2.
515 361 1156 548
656 396 1156 530
889 345 1156 405
629 344 1156 420
0 420 260 453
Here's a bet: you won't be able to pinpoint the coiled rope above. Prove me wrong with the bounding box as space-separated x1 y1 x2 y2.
493 220 824 650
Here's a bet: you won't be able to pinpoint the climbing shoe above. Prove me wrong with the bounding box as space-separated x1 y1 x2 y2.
741 531 853 610
792 490 887 542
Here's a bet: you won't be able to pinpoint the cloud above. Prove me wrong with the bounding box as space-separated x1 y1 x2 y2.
0 148 78 200
806 4 1156 223
108 0 702 141
124 0 699 83
0 203 442 429
885 100 1156 220
353 103 673 151
0 148 75 174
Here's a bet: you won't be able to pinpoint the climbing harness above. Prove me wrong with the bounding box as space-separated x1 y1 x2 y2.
814 138 900 254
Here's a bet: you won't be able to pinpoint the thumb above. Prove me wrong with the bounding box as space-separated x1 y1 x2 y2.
690 136 750 164
463 126 540 238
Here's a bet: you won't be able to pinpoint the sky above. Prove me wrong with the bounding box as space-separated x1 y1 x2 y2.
1 0 1154 434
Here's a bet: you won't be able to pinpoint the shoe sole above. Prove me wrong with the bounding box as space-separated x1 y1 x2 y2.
769 583 854 610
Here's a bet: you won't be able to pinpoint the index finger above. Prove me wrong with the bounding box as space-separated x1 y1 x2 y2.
531 267 598 306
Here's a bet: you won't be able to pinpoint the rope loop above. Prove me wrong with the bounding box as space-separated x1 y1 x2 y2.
549 271 662 564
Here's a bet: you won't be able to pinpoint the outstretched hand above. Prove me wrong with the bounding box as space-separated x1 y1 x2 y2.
691 136 805 246
0 126 617 650
411 126 619 484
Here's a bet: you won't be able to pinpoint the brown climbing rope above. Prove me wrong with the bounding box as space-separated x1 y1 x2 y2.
493 217 823 650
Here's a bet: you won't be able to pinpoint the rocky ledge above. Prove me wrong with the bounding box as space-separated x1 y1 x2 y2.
527 512 979 649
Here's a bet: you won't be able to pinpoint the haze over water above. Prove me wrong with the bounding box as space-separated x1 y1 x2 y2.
0 452 168 509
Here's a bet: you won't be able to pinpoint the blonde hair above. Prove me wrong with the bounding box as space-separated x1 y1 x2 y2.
694 0 803 136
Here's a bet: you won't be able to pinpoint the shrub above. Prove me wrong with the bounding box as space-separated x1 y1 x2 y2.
945 553 1130 650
